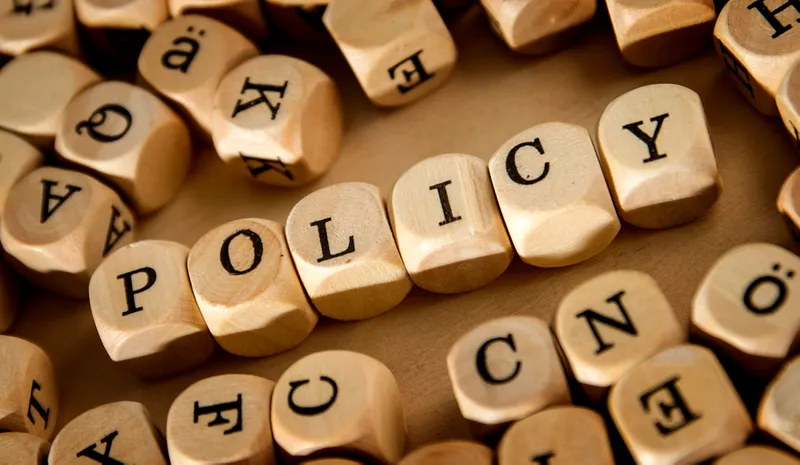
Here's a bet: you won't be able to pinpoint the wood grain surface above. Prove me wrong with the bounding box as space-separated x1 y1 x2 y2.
7 5 799 454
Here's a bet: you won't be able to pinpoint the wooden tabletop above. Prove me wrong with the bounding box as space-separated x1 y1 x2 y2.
9 5 800 454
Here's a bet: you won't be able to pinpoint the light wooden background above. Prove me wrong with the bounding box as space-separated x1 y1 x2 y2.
8 4 800 456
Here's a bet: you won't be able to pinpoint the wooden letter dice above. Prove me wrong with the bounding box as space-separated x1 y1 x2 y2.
1 167 136 298
74 0 167 36
609 344 752 464
399 441 492 465
758 356 800 453
138 15 258 135
391 154 513 294
489 122 620 267
88 240 215 378
167 374 276 464
779 166 800 238
0 0 79 57
446 316 571 441
48 401 167 465
778 61 800 148
715 0 800 115
286 182 412 320
0 52 100 148
555 270 685 402
323 0 457 107
212 55 343 186
480 0 596 54
497 407 614 465
0 433 49 464
0 336 57 440
606 0 716 67
169 0 269 43
272 350 405 464
693 243 800 377
597 83 721 229
187 218 317 357
716 446 800 465
56 80 192 215
0 130 43 217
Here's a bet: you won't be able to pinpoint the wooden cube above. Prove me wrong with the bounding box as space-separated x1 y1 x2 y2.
778 61 800 149
187 218 317 357
88 240 215 378
169 0 269 43
715 0 800 115
779 166 800 239
212 55 342 186
55 80 192 215
758 356 800 453
692 243 800 377
48 401 167 465
446 316 571 441
286 182 412 320
391 154 513 294
167 374 276 464
0 336 57 440
0 130 44 217
399 441 492 465
0 52 100 148
497 406 614 465
715 446 800 465
271 350 405 464
555 270 685 402
488 122 620 267
0 0 80 57
597 83 721 229
480 0 596 54
323 0 457 107
0 166 136 298
0 432 49 465
138 15 258 135
609 344 752 465
606 0 715 67
0 259 20 334
74 0 168 32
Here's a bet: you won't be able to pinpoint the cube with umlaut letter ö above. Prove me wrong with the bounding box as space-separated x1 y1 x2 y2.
89 240 215 378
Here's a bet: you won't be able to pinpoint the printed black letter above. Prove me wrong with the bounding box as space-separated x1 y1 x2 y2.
505 138 549 185
239 153 294 181
622 113 670 163
194 393 243 435
40 179 81 223
639 376 701 436
310 217 355 263
475 334 521 385
430 180 462 226
532 452 555 464
76 431 124 465
75 104 133 143
287 376 338 416
116 267 157 316
26 380 50 429
104 206 132 256
747 0 800 38
575 291 638 355
387 50 435 94
230 78 288 119
220 229 263 275
718 41 755 99
161 27 204 73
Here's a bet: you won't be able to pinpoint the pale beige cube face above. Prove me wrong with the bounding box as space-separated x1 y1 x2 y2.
480 0 596 54
0 0 78 56
0 130 42 218
778 61 800 147
56 80 192 215
692 243 800 374
398 441 492 465
323 0 457 107
778 166 800 238
88 240 215 378
0 432 49 465
446 316 571 441
0 167 136 298
167 374 276 465
187 218 317 357
169 0 268 42
497 406 614 465
715 446 800 465
75 0 168 30
606 0 715 67
555 270 685 401
758 356 800 453
391 154 513 294
597 83 720 229
212 55 342 186
0 336 57 441
286 182 412 320
0 52 99 148
489 122 619 267
49 401 167 465
715 0 800 115
138 15 258 134
271 350 406 464
609 344 752 465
